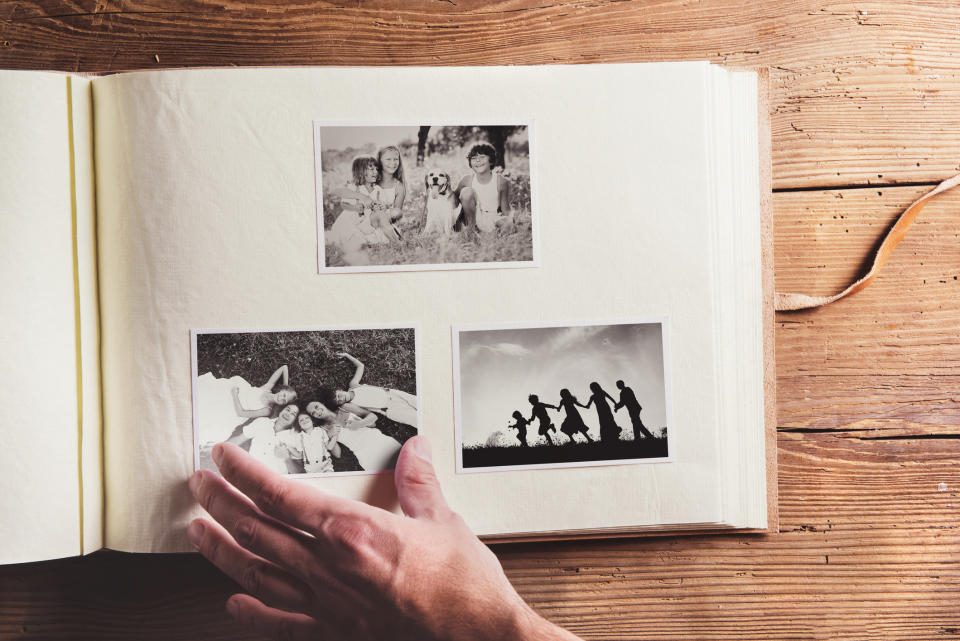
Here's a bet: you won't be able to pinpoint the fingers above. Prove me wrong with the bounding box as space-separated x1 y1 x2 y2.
212 443 376 536
226 594 327 641
187 517 314 614
189 468 320 582
394 435 452 521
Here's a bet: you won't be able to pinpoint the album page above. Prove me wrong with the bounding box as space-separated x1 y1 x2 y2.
92 64 758 552
0 72 97 563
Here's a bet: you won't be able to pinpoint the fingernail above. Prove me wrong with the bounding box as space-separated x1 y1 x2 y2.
212 444 224 466
187 520 205 548
411 436 432 463
225 597 240 618
188 471 204 496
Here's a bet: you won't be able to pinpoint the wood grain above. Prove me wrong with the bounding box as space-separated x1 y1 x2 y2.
3 0 960 639
3 1 960 188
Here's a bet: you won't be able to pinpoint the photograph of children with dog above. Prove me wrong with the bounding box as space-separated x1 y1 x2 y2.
315 123 536 271
191 327 418 476
454 321 670 471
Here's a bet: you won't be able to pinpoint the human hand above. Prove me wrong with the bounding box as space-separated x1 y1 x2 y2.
187 437 580 641
337 351 360 365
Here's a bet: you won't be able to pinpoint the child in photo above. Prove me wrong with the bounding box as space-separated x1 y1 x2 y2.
326 154 392 255
329 351 418 429
376 145 406 239
455 143 512 234
528 394 559 446
297 413 338 474
508 410 531 448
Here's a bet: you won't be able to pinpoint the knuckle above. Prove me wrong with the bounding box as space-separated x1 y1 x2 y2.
321 515 370 554
275 618 297 641
239 561 264 595
233 602 255 628
256 478 288 513
216 454 237 481
197 482 218 514
404 462 438 489
201 529 222 562
233 516 260 548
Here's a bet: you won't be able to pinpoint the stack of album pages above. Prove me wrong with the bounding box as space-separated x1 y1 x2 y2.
1 62 775 563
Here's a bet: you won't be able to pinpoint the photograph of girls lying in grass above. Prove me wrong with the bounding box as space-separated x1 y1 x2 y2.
454 321 670 472
191 327 418 476
314 123 536 271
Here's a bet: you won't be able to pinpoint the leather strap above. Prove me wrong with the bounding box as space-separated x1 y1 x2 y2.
775 172 960 311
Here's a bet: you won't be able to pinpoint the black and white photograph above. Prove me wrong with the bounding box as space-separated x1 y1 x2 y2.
454 321 670 472
191 327 419 476
314 123 536 272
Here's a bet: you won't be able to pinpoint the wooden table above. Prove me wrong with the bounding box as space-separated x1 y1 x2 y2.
3 2 959 638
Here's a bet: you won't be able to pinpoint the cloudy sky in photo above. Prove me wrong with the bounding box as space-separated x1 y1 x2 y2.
457 323 668 447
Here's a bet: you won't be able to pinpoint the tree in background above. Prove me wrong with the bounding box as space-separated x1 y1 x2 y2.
416 125 524 168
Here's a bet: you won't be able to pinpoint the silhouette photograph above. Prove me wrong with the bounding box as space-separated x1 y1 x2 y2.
454 321 670 471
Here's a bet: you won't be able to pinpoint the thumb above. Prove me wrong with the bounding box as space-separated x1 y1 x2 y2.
395 435 451 521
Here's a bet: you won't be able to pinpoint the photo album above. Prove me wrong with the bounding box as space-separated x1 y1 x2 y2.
2 63 774 564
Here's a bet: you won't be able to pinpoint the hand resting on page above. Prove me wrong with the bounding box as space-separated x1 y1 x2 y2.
187 436 583 641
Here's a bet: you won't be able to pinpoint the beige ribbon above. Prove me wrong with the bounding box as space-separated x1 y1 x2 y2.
775 171 960 311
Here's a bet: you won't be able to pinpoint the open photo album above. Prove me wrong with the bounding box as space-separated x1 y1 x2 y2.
1 62 775 564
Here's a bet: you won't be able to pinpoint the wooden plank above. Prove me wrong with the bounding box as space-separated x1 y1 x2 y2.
777 374 960 433
775 185 960 377
1 1 960 187
774 185 960 433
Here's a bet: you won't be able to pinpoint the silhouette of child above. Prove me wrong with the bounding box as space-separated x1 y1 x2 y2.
557 388 594 444
508 411 531 448
527 394 559 446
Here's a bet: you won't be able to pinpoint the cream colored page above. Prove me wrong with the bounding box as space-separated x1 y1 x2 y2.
0 72 82 563
71 77 105 554
94 65 724 552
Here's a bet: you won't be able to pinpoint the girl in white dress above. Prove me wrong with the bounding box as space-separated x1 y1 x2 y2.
196 365 296 446
376 145 406 240
326 155 391 254
226 403 302 475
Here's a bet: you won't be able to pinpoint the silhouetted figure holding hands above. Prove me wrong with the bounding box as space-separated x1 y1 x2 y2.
508 411 531 448
584 382 622 443
556 388 594 444
615 379 655 441
528 394 559 446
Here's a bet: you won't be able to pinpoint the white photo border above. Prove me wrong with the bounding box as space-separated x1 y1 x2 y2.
312 120 541 274
451 316 674 474
190 324 422 479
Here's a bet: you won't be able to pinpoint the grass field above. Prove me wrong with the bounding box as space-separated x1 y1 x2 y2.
462 436 669 469
321 146 534 267
195 328 417 472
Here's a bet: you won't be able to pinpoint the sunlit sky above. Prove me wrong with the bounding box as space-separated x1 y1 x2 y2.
457 323 668 447
318 125 420 151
